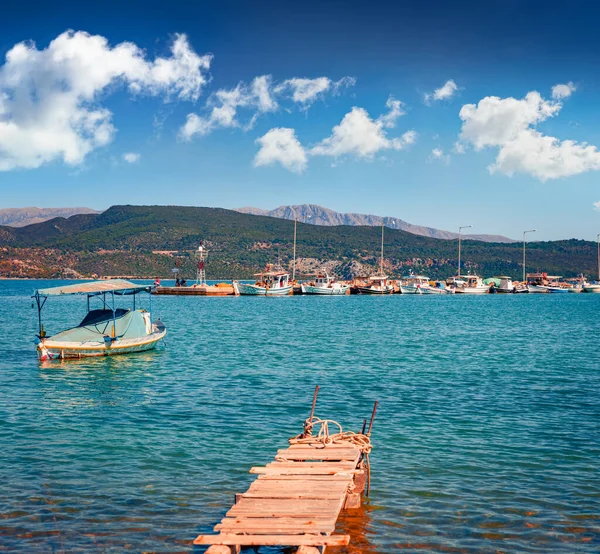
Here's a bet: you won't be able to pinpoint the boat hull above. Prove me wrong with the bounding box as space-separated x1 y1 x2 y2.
546 287 569 293
455 287 489 294
527 285 548 293
37 329 167 361
301 284 350 295
583 285 600 293
357 286 393 294
233 282 292 296
400 285 449 294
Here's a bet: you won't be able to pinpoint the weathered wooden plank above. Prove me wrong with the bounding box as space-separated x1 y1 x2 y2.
250 479 350 491
267 460 356 469
215 517 336 534
276 450 360 461
287 442 359 449
250 466 358 475
241 491 342 499
257 474 352 481
227 497 344 518
194 534 351 546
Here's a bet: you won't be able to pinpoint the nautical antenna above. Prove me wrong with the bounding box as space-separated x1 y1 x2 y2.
195 241 209 285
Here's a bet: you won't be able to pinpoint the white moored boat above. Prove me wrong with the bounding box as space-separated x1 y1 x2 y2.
583 283 600 293
33 280 166 361
357 274 394 294
233 265 292 296
301 273 350 295
400 274 452 294
526 273 566 293
450 275 490 294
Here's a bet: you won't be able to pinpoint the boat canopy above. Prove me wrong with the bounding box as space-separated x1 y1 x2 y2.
253 271 288 277
35 279 152 297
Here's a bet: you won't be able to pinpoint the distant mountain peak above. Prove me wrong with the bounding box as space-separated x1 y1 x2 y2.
0 207 100 228
235 204 515 243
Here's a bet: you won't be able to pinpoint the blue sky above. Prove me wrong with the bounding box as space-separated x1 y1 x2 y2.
1 0 600 240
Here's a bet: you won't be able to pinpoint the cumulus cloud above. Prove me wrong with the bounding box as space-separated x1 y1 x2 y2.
311 97 415 158
429 148 450 164
181 75 355 139
424 80 459 104
179 75 277 139
459 88 600 181
253 127 307 173
0 30 211 171
123 152 140 163
255 98 416 172
594 201 600 211
275 76 355 107
552 82 576 100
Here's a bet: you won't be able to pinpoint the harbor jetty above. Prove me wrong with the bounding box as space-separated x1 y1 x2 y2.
195 386 377 553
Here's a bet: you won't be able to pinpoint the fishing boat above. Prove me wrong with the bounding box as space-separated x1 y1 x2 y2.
357 223 394 294
357 274 394 294
526 273 564 293
583 282 600 293
32 280 166 361
301 273 350 295
488 276 515 293
233 264 292 296
400 274 451 294
450 274 490 294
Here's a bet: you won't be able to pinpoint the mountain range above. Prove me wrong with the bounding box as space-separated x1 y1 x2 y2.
0 207 99 227
0 205 594 280
1 205 513 243
236 204 515 243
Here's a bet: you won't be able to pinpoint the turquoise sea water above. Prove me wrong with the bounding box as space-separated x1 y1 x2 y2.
1 280 599 553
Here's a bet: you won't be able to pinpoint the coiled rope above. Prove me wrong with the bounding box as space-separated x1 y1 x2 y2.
288 416 373 495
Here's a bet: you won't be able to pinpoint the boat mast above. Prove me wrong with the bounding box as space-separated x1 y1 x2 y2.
597 233 600 281
293 215 297 281
380 223 384 275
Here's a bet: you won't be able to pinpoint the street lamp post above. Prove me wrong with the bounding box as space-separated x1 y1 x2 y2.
458 225 472 276
522 229 537 283
290 207 297 281
596 233 600 283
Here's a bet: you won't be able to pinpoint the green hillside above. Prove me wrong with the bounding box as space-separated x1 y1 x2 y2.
0 205 597 280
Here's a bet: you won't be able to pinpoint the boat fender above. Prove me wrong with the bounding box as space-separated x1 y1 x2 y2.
103 335 113 347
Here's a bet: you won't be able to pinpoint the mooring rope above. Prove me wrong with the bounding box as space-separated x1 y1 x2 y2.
287 416 373 495
289 417 372 454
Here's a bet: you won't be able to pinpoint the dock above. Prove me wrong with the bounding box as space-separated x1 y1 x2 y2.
152 284 236 296
194 387 377 553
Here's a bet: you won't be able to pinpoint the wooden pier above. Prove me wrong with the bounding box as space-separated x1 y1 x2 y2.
194 387 377 553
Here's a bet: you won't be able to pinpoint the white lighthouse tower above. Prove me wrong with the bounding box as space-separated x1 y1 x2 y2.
195 242 208 285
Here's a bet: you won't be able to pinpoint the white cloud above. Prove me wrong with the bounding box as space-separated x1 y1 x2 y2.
429 148 450 164
459 89 600 181
181 75 355 140
552 82 576 100
254 127 307 173
424 80 459 104
593 201 600 211
0 30 211 171
180 75 277 139
453 141 466 154
311 98 415 159
123 152 140 163
255 98 416 172
275 76 355 107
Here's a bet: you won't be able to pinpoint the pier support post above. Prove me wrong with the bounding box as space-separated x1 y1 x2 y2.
205 546 235 554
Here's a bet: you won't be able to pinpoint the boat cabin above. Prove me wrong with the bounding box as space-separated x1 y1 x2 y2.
526 273 562 286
